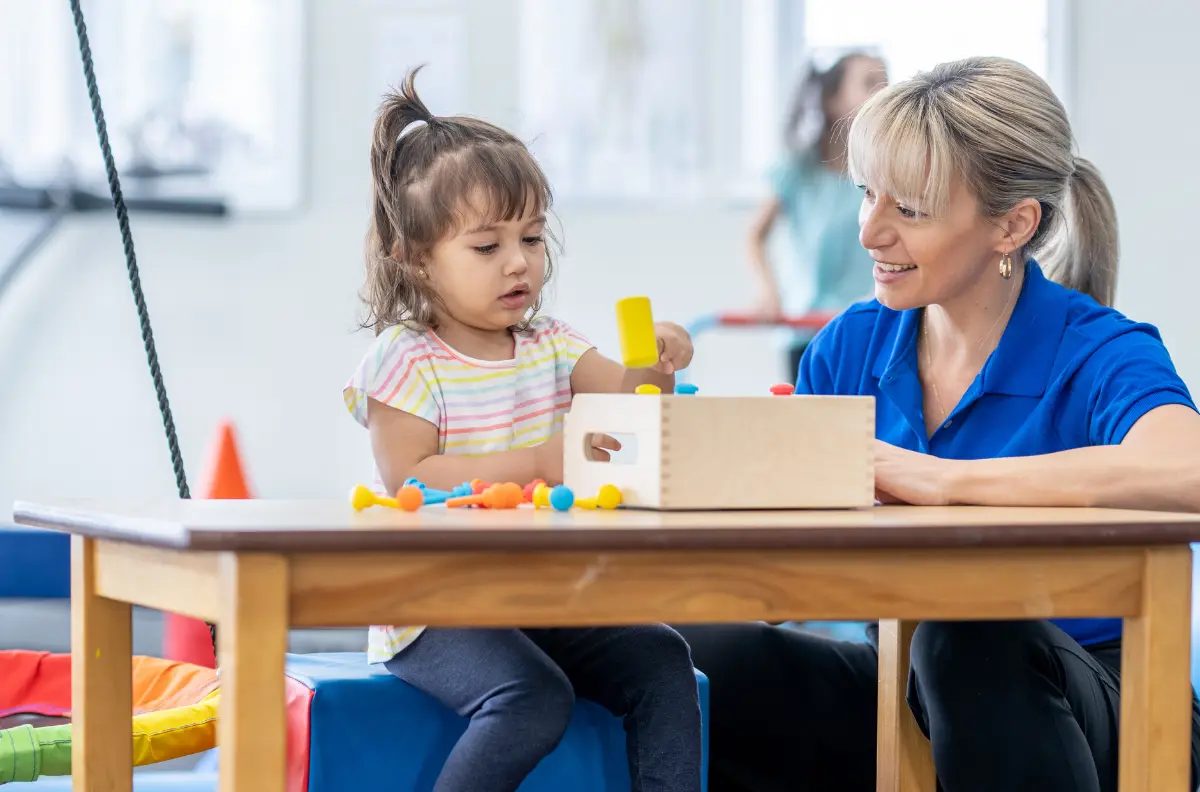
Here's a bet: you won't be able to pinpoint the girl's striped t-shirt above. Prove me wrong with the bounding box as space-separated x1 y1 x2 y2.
343 315 594 663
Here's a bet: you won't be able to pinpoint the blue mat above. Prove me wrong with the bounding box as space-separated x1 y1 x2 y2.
0 527 69 599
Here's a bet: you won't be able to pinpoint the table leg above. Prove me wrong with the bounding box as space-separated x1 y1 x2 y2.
217 553 288 792
877 619 935 792
70 536 132 792
1119 545 1193 792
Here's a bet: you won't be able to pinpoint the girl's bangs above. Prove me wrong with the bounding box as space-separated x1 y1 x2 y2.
439 145 551 230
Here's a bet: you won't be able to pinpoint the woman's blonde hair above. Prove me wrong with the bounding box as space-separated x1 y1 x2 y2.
847 56 1118 306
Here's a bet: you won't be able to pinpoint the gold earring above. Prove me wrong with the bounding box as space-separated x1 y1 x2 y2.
999 253 1013 279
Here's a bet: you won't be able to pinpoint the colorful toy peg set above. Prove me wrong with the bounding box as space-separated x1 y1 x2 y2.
350 479 624 513
636 382 796 397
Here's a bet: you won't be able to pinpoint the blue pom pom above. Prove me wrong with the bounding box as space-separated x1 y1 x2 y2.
673 383 699 395
549 485 575 511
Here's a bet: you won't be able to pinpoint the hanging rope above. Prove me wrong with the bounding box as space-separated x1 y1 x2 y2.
68 0 218 657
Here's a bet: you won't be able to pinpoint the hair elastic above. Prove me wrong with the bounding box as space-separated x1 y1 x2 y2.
397 118 429 143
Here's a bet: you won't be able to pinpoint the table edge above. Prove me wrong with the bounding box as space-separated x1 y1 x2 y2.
13 501 192 550
13 500 1200 553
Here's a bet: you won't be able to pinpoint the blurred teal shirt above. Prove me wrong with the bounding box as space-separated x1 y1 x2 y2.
770 149 875 313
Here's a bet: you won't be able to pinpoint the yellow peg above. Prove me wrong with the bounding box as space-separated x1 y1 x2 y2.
350 484 396 511
350 484 424 511
575 485 623 510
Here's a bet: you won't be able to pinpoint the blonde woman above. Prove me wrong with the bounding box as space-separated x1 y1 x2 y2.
679 57 1200 792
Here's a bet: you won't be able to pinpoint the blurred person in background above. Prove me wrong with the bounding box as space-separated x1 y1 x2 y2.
747 51 888 380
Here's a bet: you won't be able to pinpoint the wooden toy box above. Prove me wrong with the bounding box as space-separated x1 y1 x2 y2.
563 393 876 510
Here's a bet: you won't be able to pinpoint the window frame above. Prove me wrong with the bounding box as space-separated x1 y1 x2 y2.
0 0 307 216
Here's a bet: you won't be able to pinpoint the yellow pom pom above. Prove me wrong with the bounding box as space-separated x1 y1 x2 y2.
596 484 623 510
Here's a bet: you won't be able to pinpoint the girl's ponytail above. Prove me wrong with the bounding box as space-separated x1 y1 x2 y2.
364 67 439 334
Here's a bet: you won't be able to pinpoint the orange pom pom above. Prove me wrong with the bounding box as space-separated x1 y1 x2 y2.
396 485 424 511
483 482 524 509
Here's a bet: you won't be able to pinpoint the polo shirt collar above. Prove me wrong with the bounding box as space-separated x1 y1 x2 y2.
871 260 1068 398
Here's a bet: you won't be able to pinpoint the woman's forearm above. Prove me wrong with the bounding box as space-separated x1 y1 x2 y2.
945 444 1200 512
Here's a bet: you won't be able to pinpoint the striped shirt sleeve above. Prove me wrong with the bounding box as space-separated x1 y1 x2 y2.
534 316 594 373
343 327 441 429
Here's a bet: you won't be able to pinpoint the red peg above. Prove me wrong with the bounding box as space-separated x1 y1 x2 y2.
523 479 546 503
770 383 796 396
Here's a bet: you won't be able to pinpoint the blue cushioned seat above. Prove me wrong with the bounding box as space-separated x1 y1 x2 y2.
283 652 709 792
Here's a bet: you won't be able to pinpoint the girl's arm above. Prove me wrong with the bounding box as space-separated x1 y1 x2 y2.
876 405 1200 512
570 349 673 395
367 398 547 493
570 321 693 395
748 197 784 318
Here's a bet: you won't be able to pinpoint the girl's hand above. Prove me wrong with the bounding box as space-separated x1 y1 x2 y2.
873 440 957 506
751 287 784 322
534 432 622 484
653 322 694 375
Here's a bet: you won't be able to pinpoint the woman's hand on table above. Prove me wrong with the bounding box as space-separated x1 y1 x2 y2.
873 440 955 506
874 406 1200 511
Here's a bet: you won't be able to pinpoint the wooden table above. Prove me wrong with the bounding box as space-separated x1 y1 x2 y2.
13 499 1200 792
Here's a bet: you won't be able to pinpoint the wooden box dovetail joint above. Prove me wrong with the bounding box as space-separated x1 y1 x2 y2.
563 394 876 510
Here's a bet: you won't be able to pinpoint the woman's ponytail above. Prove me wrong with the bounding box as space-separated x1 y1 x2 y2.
1042 156 1120 307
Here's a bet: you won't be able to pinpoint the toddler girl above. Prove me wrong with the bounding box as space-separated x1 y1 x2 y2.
343 69 702 792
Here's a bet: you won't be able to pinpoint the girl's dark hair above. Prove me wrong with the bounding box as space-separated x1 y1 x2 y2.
361 67 555 334
784 50 883 155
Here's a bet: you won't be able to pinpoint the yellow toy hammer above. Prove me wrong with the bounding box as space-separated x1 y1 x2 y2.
615 296 659 369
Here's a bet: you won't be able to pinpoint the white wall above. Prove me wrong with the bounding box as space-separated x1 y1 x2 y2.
1 0 1197 510
1069 0 1200 383
0 0 772 508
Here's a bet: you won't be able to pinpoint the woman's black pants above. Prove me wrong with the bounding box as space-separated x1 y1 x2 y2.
676 620 1200 792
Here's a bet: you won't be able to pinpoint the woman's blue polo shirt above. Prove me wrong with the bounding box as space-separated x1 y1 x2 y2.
796 260 1196 646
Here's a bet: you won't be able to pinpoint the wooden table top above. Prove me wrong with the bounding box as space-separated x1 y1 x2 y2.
13 498 1200 553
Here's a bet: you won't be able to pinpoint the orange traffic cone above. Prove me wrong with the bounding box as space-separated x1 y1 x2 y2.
199 421 252 499
162 420 254 667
